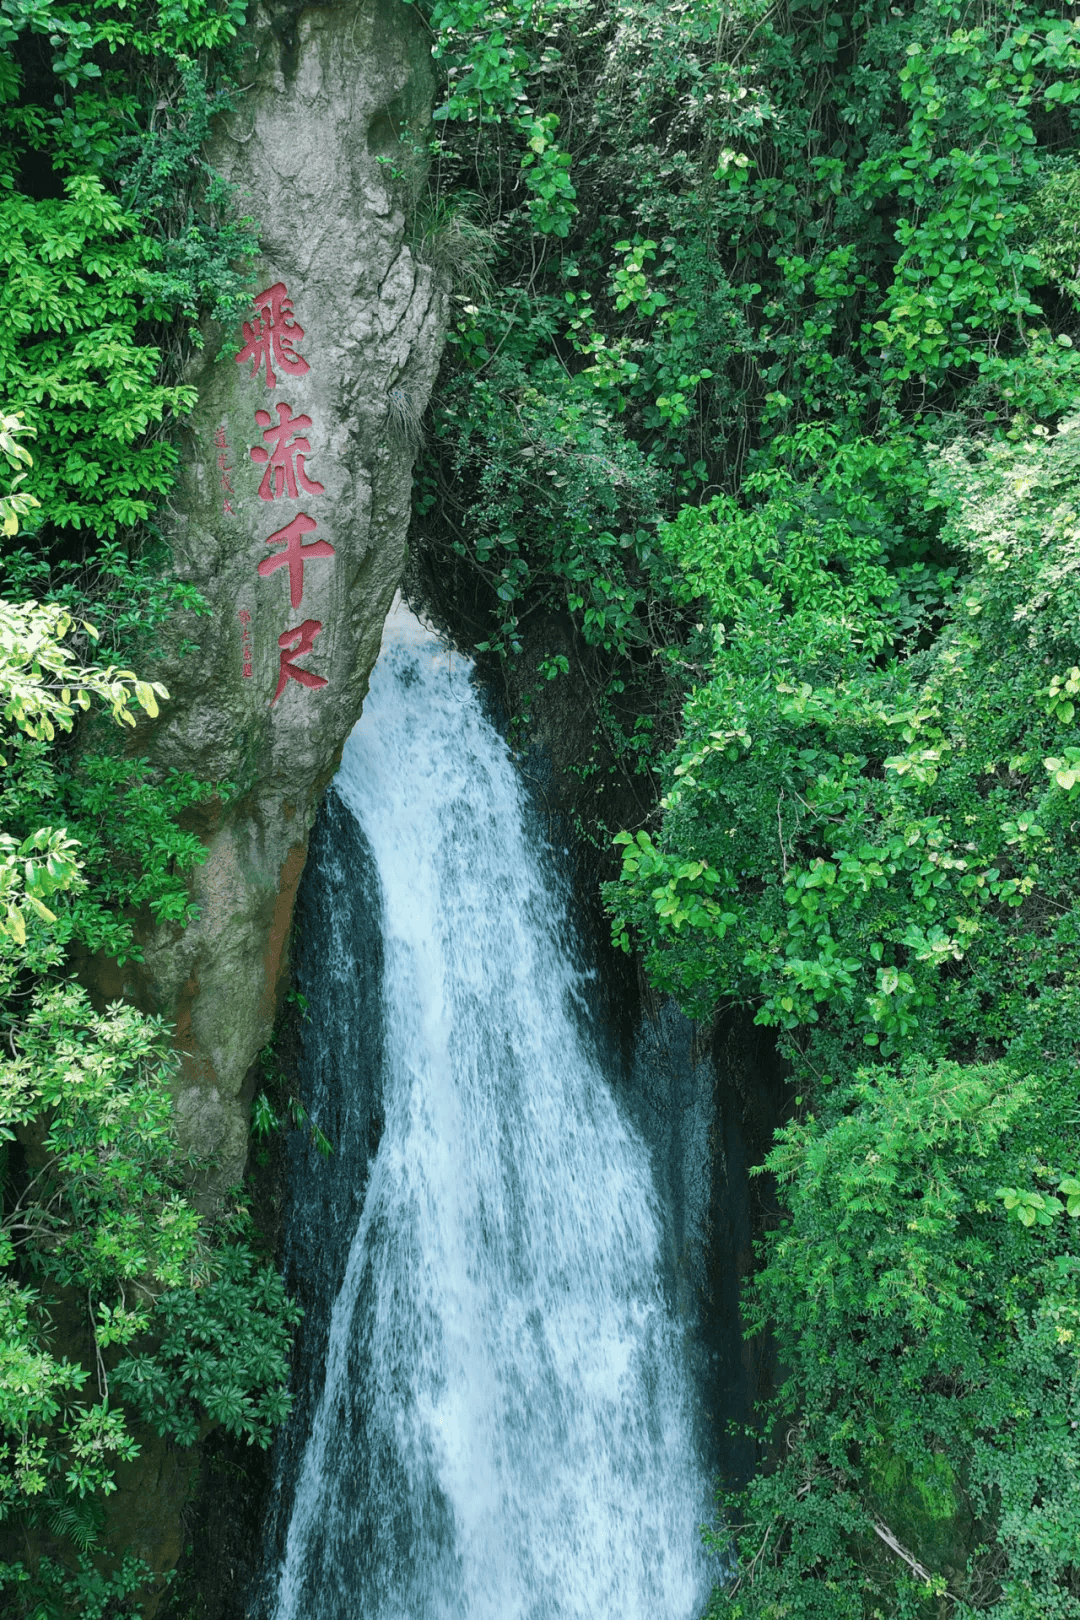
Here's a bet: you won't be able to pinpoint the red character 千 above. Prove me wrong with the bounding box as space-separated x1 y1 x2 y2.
272 619 327 705
234 283 310 389
258 512 335 610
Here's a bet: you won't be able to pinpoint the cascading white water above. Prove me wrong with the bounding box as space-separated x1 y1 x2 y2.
272 602 714 1620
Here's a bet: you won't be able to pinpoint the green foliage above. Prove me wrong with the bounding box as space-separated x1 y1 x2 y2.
0 980 298 1514
0 593 166 743
422 351 673 661
606 413 1080 1608
415 0 1080 560
0 986 200 1294
0 578 292 1605
0 201 292 1620
411 0 1080 870
865 16 1080 389
0 979 298 1603
701 1058 1080 1619
0 565 217 968
251 1010 333 1163
0 177 198 538
609 419 1080 1045
0 0 257 553
0 1 308 1612
408 4 1080 1607
412 0 579 237
111 1217 302 1449
0 412 39 537
0 1547 151 1620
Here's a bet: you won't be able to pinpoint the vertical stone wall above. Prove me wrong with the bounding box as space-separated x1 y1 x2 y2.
111 0 446 1200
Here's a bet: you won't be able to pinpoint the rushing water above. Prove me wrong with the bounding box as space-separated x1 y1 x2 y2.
269 602 713 1620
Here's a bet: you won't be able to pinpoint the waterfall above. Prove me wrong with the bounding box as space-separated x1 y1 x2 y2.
268 601 714 1620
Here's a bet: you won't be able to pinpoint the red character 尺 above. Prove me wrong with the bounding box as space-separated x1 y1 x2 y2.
234 283 310 389
272 619 327 705
257 512 335 610
250 403 326 501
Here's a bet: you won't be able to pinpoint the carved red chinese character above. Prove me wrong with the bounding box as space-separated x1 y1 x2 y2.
257 512 335 609
234 283 310 389
250 403 326 501
272 619 327 705
213 426 228 450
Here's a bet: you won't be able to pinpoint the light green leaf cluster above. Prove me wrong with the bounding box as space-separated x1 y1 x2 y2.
0 595 167 744
0 414 38 539
0 572 167 949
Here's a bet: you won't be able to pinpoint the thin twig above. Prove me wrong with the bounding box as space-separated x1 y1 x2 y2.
870 1518 935 1584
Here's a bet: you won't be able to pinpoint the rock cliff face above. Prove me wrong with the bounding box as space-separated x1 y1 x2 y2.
116 0 445 1199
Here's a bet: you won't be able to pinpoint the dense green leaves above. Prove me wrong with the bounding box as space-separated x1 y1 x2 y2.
700 1058 1080 1619
112 1228 302 1448
0 4 308 1611
1 0 257 552
0 179 195 538
411 0 1080 1611
608 392 1080 1619
0 591 293 1609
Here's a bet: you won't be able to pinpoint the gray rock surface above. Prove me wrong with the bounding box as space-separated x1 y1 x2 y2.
111 0 445 1203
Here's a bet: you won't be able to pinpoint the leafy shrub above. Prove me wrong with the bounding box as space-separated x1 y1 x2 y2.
609 414 1080 1612
112 1222 302 1449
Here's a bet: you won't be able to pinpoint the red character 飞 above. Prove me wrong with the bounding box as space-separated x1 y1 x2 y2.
257 512 335 609
234 283 310 389
250 403 326 501
272 619 327 705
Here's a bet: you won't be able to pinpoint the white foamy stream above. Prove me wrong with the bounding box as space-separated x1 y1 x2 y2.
272 602 713 1620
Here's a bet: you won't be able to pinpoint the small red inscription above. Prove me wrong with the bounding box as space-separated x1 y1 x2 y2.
234 283 310 389
213 425 236 515
272 619 327 705
238 608 253 678
257 512 335 610
250 403 326 501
